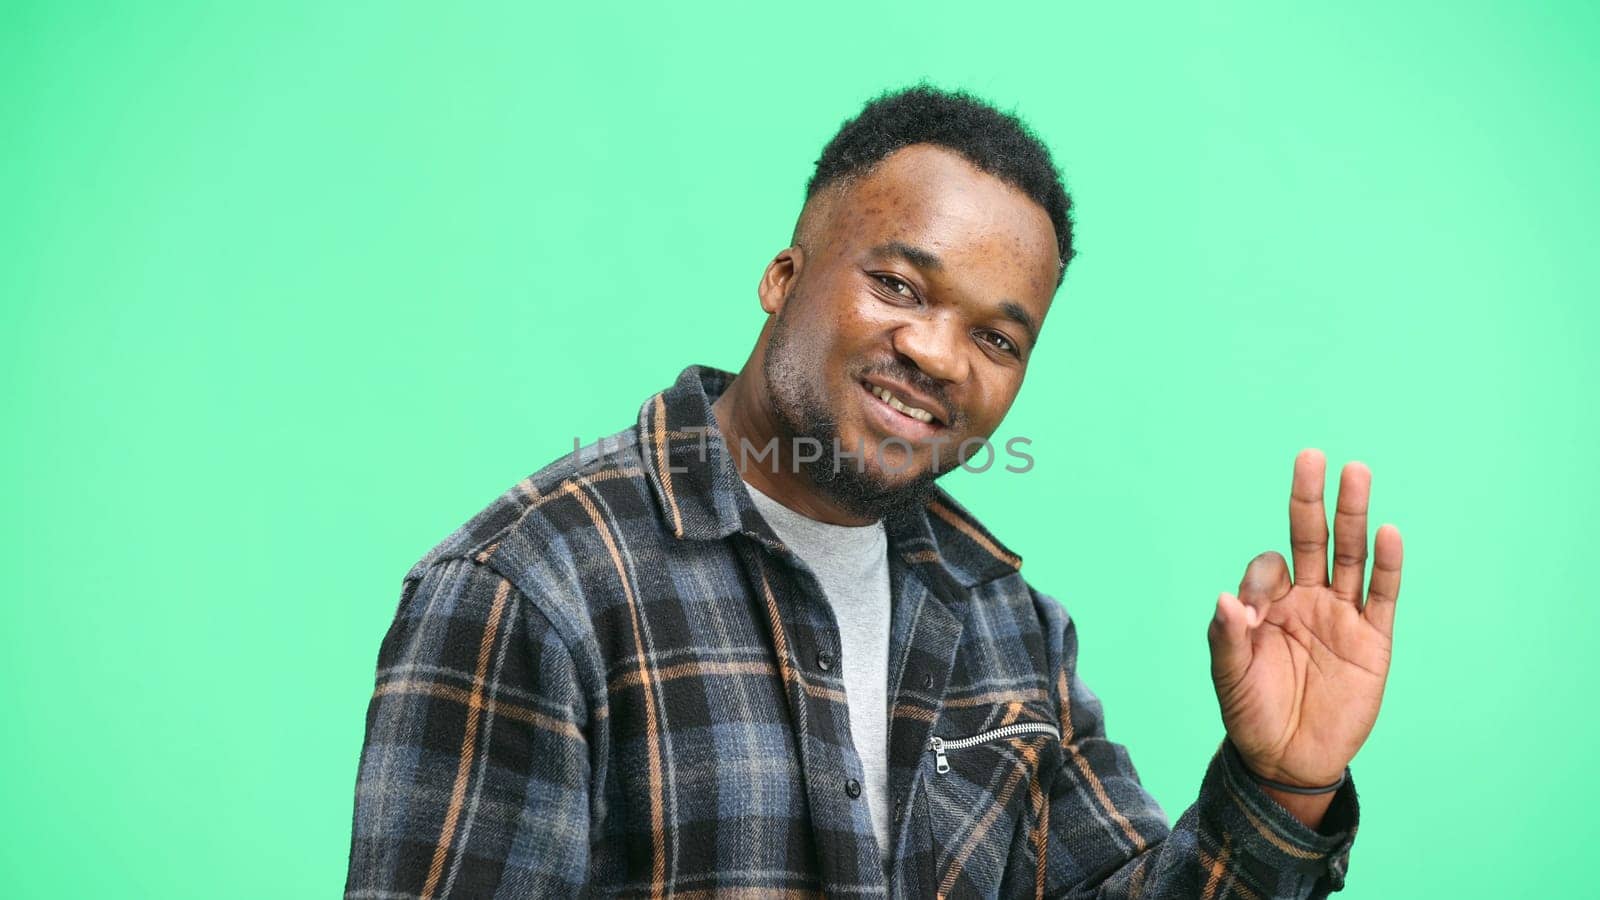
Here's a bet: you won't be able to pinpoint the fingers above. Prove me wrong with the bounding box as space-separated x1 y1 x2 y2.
1331 462 1372 604
1289 449 1330 587
1211 553 1291 683
1364 524 1404 635
1208 592 1255 682
1237 551 1292 624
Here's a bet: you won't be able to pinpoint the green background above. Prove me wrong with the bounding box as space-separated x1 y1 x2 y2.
5 1 1597 896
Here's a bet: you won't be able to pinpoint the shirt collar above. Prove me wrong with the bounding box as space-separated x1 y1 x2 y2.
636 364 1023 590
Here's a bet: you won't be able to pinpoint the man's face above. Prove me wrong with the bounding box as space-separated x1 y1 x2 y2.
758 143 1061 518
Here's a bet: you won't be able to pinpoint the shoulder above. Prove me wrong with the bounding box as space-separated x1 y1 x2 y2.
1027 582 1071 635
403 426 650 570
397 424 660 654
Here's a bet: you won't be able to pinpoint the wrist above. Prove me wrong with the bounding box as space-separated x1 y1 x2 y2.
1224 738 1347 793
1258 783 1337 832
1222 738 1348 832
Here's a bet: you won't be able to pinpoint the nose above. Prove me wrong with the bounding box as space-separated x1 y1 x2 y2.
891 311 970 386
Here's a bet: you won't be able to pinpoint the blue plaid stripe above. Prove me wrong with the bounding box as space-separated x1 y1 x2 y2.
345 364 1359 898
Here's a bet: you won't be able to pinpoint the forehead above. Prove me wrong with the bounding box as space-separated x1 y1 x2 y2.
820 144 1060 298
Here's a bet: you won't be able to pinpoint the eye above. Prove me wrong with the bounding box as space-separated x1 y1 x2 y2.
873 273 918 301
980 331 1019 356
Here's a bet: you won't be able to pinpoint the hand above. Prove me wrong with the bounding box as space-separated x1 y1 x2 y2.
1208 449 1404 788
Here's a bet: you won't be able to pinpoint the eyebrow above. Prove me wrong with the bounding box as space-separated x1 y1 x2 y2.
998 301 1040 352
870 240 944 271
868 240 1040 352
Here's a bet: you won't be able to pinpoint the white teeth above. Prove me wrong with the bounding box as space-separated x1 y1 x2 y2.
869 384 935 424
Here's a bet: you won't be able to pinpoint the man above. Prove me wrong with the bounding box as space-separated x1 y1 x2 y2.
345 85 1403 899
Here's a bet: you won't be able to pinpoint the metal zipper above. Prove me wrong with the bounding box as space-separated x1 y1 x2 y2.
928 722 1062 774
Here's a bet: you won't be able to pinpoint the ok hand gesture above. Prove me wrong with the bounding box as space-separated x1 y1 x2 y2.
1208 449 1404 791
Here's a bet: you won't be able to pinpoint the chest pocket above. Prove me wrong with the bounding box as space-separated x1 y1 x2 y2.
920 713 1065 898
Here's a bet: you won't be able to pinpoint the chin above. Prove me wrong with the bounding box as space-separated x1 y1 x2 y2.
808 445 939 510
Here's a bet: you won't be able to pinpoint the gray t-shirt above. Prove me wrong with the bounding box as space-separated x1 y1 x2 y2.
742 479 893 854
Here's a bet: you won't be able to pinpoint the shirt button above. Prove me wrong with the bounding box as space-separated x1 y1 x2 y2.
816 651 835 672
921 673 933 690
845 778 861 799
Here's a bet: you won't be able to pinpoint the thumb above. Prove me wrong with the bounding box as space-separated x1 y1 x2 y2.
1208 591 1255 684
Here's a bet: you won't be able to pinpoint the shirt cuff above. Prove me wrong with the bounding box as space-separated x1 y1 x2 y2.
1203 739 1361 895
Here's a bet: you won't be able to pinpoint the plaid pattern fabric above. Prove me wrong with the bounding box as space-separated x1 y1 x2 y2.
345 364 1360 899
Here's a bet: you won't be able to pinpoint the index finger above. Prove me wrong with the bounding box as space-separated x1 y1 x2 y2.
1289 449 1329 587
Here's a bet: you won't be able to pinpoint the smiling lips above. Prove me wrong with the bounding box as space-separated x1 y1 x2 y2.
866 383 938 423
858 379 948 442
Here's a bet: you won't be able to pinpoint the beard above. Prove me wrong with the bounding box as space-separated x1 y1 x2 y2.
760 306 946 522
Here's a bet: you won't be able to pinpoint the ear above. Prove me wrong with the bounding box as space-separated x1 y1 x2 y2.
757 245 804 316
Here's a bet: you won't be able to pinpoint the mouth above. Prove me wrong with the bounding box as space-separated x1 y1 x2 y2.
858 379 948 442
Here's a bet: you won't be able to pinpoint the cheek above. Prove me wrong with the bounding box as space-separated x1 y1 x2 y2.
962 380 1021 435
809 290 889 365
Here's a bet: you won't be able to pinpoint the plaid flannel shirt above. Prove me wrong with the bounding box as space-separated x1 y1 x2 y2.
345 364 1360 899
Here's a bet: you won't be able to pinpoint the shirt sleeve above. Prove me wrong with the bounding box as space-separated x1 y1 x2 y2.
344 555 593 898
1033 589 1360 899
